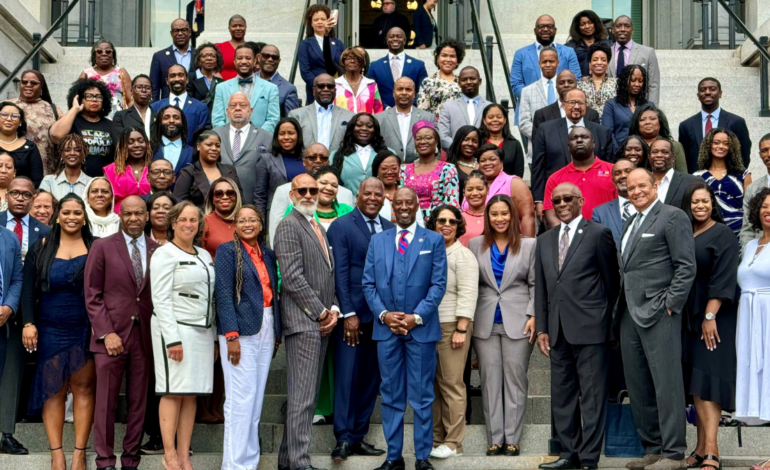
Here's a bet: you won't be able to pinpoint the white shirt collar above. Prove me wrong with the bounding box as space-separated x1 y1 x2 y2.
389 51 406 61
315 101 334 113
396 106 413 116
637 200 657 217
12 214 30 225
661 167 675 183
566 117 585 128
396 219 418 236
230 123 250 135
169 92 188 105
618 195 630 206
122 230 145 248
701 107 721 120
560 215 582 233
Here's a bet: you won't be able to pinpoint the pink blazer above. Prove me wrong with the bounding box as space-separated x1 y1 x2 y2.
103 163 151 213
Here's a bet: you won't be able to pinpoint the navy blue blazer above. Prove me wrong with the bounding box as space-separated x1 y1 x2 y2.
149 46 193 102
152 144 194 175
678 109 752 173
327 209 395 323
0 211 50 249
0 226 23 317
602 98 644 150
367 55 429 108
591 198 624 247
150 96 211 147
267 72 300 117
215 241 281 339
412 6 437 48
297 36 346 104
362 225 447 343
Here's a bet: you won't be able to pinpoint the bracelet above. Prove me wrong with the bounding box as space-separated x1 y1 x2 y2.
23 323 33 328
226 335 239 342
455 328 467 334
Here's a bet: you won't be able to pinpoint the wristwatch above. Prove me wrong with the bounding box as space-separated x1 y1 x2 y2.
413 314 423 326
705 312 716 321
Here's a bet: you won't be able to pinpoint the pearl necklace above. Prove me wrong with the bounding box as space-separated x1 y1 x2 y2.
0 136 19 145
457 160 476 169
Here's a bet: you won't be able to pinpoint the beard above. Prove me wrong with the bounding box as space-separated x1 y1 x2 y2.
162 124 181 139
293 199 318 217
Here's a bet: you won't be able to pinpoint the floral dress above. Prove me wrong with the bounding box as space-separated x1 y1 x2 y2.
577 76 617 118
694 169 750 237
400 160 460 219
417 71 462 118
334 76 384 114
83 67 124 119
10 98 63 175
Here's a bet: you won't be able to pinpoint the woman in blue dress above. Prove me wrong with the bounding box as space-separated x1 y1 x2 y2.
694 128 752 237
21 193 95 470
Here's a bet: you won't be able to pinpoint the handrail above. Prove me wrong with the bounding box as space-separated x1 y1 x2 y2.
484 0 516 110
715 0 770 63
289 0 313 85
0 0 82 96
467 0 496 103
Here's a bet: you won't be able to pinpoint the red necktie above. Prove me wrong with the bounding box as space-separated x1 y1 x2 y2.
705 114 713 135
12 218 22 244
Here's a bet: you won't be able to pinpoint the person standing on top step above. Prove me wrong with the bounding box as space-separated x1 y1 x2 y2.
150 18 194 101
367 27 428 109
371 0 411 49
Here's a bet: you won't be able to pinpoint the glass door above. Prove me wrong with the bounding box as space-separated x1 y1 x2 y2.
151 0 183 47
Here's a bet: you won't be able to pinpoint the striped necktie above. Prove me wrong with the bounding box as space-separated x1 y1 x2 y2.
398 229 409 255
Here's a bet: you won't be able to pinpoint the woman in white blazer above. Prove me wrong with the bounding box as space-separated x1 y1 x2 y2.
150 200 216 470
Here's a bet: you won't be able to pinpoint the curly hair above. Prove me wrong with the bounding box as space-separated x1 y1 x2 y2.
313 164 341 181
335 113 386 173
568 10 608 43
696 127 744 174
167 200 205 244
193 42 224 73
0 101 27 138
426 204 467 239
614 135 650 169
114 127 153 175
587 42 612 67
628 103 672 140
433 38 465 69
54 133 87 175
615 64 649 107
231 204 267 303
151 105 189 153
304 4 335 39
749 187 770 232
447 125 479 165
66 78 112 118
90 40 118 67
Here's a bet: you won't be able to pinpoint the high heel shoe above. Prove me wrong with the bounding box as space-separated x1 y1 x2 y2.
49 446 65 470
72 446 88 470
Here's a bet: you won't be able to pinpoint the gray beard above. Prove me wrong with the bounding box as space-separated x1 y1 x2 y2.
293 200 318 217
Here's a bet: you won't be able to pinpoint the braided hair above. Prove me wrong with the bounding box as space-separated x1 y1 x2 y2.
231 204 266 303
615 64 649 107
114 127 153 175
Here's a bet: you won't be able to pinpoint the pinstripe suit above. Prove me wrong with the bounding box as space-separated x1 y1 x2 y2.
275 208 338 469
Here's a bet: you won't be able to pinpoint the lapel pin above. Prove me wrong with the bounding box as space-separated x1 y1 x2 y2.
407 59 412 63
418 238 424 242
578 229 583 234
165 51 170 56
34 227 39 232
188 100 192 104
331 41 336 46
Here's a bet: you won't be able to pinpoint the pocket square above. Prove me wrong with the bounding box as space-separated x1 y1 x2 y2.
258 145 266 150
419 250 431 255
641 233 655 238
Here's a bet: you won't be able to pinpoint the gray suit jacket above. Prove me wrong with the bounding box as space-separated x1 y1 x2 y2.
213 124 273 205
469 236 536 341
741 175 767 249
437 96 492 150
608 42 660 105
274 208 337 336
518 80 549 141
615 201 696 328
374 107 436 163
289 104 354 154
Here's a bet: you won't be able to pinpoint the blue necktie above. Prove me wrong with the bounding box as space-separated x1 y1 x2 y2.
617 44 626 76
546 79 555 105
173 97 180 108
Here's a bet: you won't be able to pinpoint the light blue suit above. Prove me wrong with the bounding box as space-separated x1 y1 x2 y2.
510 43 581 124
0 226 23 383
330 147 396 196
211 76 281 133
362 225 447 461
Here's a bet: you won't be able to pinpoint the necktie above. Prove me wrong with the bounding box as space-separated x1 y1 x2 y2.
547 79 556 105
467 99 476 125
705 114 713 135
12 218 22 244
310 219 330 264
233 129 242 161
368 220 377 235
623 214 643 262
391 56 400 82
238 77 254 85
173 97 180 108
621 200 632 222
558 226 570 270
130 238 144 287
398 229 409 255
616 44 626 76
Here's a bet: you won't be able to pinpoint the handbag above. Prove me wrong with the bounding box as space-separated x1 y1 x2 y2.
604 391 645 458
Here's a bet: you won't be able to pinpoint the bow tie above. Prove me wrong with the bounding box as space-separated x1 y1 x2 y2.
238 77 253 85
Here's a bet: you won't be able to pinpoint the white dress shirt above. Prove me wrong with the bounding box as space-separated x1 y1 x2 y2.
621 202 654 254
540 75 556 102
396 107 413 152
169 92 188 110
315 34 325 51
566 117 585 132
394 219 418 248
701 107 721 137
123 230 147 274
389 51 405 78
6 214 29 261
137 106 153 138
229 123 251 153
354 144 373 169
558 99 566 118
656 168 675 203
558 215 583 247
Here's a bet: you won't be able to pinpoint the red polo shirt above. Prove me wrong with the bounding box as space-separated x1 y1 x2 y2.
543 158 617 219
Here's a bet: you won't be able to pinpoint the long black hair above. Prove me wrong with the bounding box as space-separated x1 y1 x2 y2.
615 64 649 107
447 125 480 165
151 105 189 153
628 103 672 140
568 10 608 43
682 180 724 225
334 113 386 174
478 104 511 142
34 193 95 293
144 190 178 236
271 117 305 159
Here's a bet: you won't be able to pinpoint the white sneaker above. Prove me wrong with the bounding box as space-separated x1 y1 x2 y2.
430 444 458 459
312 414 326 425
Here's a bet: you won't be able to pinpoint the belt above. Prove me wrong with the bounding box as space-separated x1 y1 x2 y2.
740 287 770 374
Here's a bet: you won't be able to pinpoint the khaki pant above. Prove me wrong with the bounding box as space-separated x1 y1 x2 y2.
432 321 474 452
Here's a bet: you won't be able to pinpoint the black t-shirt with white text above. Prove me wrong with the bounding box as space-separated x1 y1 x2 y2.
70 115 116 177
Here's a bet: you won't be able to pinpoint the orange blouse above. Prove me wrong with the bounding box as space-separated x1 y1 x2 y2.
242 241 273 308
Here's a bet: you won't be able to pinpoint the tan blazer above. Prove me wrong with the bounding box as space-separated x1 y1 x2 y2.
469 236 536 340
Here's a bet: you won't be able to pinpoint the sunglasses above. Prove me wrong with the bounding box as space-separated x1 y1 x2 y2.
21 79 41 86
436 217 459 226
295 187 319 196
304 154 329 162
315 83 335 90
213 189 237 199
261 53 280 61
95 49 113 55
551 195 579 205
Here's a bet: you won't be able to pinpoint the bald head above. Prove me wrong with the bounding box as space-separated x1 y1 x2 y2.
393 77 417 110
291 173 316 190
290 174 318 216
535 15 557 46
357 177 386 218
551 183 583 224
393 187 419 228
303 143 330 174
120 196 149 239
556 70 578 100
387 27 407 54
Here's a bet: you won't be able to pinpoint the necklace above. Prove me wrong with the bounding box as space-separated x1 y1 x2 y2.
347 75 362 86
316 208 338 219
0 136 19 145
693 219 715 237
457 160 476 169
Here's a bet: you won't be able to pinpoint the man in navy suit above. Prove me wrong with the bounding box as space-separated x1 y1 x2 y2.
149 18 194 101
258 45 300 117
677 77 752 173
362 187 447 470
592 158 636 246
327 178 393 462
367 27 428 109
151 106 194 176
0 226 23 421
150 64 210 147
0 177 50 455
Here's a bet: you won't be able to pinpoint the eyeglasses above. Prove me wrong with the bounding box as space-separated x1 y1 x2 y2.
213 189 237 199
236 217 261 225
414 136 435 143
436 217 459 226
295 187 319 196
314 83 335 90
95 49 113 55
21 79 41 86
134 85 152 92
261 53 280 61
8 190 33 201
171 28 190 34
551 195 579 205
83 93 103 102
149 169 175 177
199 53 217 59
565 100 586 107
0 112 20 121
304 154 329 162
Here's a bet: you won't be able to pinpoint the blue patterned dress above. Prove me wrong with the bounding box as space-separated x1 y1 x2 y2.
694 169 750 237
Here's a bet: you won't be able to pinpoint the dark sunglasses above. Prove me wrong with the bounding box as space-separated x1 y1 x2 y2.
314 83 335 90
95 49 113 55
295 187 319 196
261 53 280 61
213 189 237 199
21 79 41 86
304 154 329 162
551 195 579 205
436 217 459 226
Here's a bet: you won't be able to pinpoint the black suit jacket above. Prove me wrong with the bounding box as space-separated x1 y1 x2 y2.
532 118 615 201
501 136 526 178
678 109 752 173
172 161 242 208
112 106 157 141
535 218 619 346
532 101 600 145
150 46 193 101
372 12 411 47
187 75 224 113
663 170 702 211
185 0 204 47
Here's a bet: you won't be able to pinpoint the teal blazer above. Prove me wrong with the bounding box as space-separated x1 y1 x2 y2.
330 146 396 196
211 76 280 133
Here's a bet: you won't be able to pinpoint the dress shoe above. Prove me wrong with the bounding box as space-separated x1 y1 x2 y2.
487 444 504 456
626 454 662 470
539 458 581 469
140 435 164 455
582 460 599 470
415 460 435 470
375 459 406 470
295 466 327 470
332 442 351 461
505 444 521 456
0 434 28 455
352 441 385 456
644 458 686 470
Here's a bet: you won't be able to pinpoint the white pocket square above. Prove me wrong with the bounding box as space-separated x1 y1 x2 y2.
641 233 655 238
419 250 431 255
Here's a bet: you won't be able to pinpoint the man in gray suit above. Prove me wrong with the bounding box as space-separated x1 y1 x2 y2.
608 16 660 105
437 67 491 150
213 91 272 204
374 77 435 163
275 173 340 470
519 46 560 155
740 134 770 248
289 74 354 155
616 168 695 470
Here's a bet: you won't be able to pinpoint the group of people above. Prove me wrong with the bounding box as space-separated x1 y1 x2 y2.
0 5 768 470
